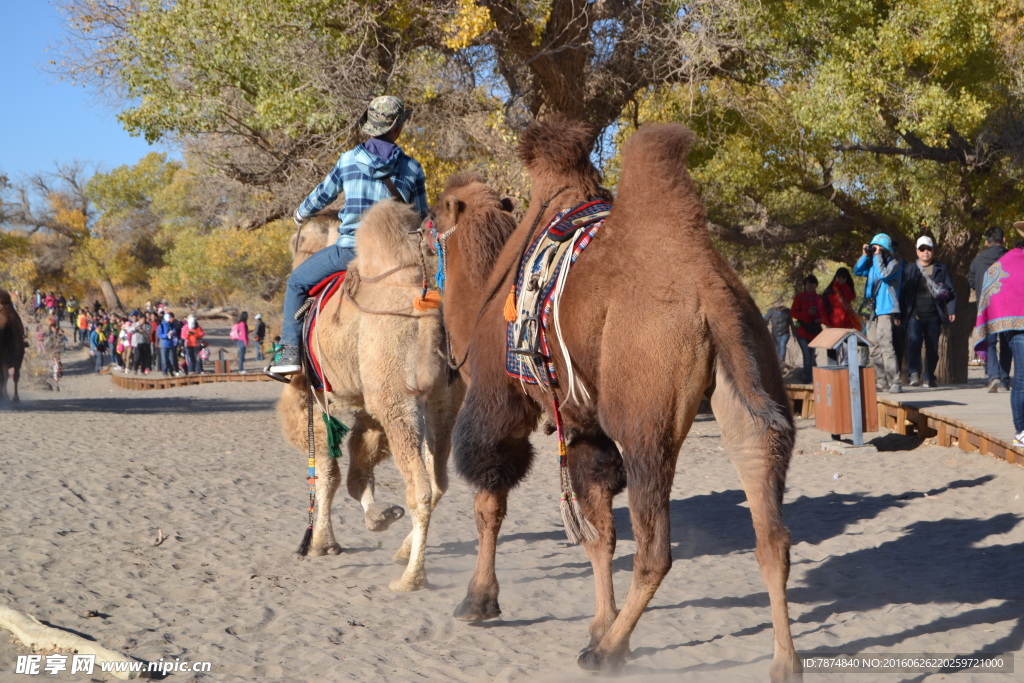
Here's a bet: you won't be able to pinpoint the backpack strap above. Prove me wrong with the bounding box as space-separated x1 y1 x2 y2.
381 176 409 204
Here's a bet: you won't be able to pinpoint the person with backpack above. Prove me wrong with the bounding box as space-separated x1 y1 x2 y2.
266 95 428 378
230 311 250 373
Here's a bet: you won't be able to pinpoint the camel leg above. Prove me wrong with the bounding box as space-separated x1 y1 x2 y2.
711 381 802 682
568 431 626 648
395 383 459 564
345 413 405 533
453 488 507 621
374 407 433 592
276 380 341 555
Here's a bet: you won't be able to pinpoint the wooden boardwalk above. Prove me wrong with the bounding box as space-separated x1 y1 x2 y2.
111 371 273 391
785 382 1024 467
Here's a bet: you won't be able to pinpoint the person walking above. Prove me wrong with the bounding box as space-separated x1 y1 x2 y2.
854 233 904 393
899 236 956 388
790 275 823 383
267 95 428 377
763 301 791 365
972 221 1024 446
231 311 250 373
969 226 1011 392
253 314 266 361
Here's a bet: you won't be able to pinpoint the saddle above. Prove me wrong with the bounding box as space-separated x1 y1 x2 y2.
505 199 611 397
297 271 347 391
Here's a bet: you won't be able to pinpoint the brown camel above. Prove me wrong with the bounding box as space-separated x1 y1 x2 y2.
289 209 340 270
0 289 26 403
430 118 801 680
276 199 464 591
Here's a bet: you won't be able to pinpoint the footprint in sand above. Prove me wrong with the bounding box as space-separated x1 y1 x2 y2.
225 606 275 635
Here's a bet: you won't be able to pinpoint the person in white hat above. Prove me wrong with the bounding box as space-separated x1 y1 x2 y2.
898 235 956 388
268 95 427 378
253 313 267 361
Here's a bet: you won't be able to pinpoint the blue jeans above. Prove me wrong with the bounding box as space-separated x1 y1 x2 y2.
93 349 106 372
237 341 246 372
1009 331 1024 433
774 334 789 364
282 245 357 348
796 336 815 383
907 315 941 383
986 333 1012 385
160 347 176 374
185 347 201 374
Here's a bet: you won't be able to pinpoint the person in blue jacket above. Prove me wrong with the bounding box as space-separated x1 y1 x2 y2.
854 233 904 393
157 312 179 377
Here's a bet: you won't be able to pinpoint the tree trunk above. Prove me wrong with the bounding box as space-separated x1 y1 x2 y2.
99 278 124 314
936 250 974 385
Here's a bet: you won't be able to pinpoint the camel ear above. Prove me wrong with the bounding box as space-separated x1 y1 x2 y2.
445 196 465 223
500 197 515 213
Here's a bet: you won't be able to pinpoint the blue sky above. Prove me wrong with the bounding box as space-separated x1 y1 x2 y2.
0 3 170 183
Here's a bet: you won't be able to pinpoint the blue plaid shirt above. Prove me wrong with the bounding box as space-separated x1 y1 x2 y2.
295 143 428 248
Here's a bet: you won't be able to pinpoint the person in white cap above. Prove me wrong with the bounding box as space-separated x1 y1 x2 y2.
253 313 267 361
267 95 427 378
898 235 956 388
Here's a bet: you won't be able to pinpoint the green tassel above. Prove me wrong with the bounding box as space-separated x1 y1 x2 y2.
322 413 349 459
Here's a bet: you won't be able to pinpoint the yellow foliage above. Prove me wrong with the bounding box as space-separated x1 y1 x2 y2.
444 0 495 49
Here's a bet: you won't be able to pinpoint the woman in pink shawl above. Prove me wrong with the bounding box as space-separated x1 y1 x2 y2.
971 221 1024 446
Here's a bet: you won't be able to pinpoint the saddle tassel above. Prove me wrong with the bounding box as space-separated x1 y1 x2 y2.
552 395 599 544
503 289 517 322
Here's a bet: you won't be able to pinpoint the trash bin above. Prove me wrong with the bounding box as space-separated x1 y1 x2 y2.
813 366 878 434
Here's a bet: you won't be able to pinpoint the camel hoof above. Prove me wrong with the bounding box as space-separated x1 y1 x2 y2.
577 647 625 672
389 576 426 592
365 503 405 532
453 594 501 622
308 543 343 556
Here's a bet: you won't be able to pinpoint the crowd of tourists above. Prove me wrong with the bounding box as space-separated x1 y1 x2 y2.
765 224 1024 446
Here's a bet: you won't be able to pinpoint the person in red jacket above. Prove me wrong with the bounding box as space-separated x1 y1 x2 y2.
791 275 824 383
821 267 861 363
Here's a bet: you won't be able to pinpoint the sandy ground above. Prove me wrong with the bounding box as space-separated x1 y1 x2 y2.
1 326 1023 682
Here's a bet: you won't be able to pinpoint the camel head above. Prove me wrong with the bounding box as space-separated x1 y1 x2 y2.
430 174 516 287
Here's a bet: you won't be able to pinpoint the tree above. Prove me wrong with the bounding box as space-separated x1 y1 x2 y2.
622 0 1024 382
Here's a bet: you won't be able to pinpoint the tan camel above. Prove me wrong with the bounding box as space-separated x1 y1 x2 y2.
430 119 801 679
289 209 340 270
0 289 26 403
276 199 463 592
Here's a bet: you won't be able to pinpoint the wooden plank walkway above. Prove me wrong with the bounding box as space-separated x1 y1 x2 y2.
785 382 1023 467
111 371 273 391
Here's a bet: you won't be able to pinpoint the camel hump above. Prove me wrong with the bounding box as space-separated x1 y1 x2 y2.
0 289 11 308
518 114 595 177
354 199 423 273
619 123 696 184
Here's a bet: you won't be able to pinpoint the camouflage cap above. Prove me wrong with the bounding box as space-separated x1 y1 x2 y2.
359 96 413 137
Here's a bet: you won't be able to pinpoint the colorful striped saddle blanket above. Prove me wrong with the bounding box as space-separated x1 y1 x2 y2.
300 271 347 391
505 200 611 395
